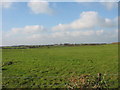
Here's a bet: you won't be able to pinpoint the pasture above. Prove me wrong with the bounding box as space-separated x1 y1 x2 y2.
2 44 118 88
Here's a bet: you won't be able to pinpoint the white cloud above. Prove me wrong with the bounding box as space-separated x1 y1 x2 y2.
76 1 118 10
101 18 117 28
27 0 53 14
75 0 118 2
27 34 41 40
3 29 117 46
12 25 44 33
51 30 105 38
52 30 95 38
5 25 45 37
30 30 96 40
101 2 117 10
96 30 104 36
52 11 117 31
0 0 118 2
0 2 13 8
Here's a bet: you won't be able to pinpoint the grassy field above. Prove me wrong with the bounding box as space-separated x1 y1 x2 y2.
2 44 118 88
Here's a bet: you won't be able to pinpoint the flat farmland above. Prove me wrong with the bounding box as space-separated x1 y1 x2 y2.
2 44 118 88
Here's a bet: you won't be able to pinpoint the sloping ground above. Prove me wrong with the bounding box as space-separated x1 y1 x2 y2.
2 44 118 88
111 42 120 44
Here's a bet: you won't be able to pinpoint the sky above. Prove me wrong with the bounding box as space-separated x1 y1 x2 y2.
1 1 118 46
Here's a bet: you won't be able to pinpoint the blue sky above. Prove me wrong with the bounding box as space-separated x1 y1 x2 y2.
2 2 118 45
2 2 118 30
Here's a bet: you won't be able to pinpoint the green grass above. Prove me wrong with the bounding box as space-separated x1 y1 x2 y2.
2 44 118 88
